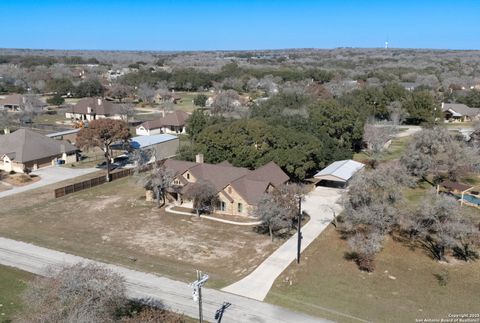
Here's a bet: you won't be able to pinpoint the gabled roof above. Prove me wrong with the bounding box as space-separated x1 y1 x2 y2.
187 163 251 192
314 160 364 182
139 111 190 130
0 94 46 108
164 159 289 205
69 97 121 116
442 103 480 117
0 129 77 163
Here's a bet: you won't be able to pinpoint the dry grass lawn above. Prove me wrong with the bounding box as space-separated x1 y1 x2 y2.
266 225 480 323
0 177 280 288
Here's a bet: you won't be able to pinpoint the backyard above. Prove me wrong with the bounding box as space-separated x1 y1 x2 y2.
266 225 480 323
0 177 280 288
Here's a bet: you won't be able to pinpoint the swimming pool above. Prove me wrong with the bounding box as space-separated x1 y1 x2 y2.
456 194 480 206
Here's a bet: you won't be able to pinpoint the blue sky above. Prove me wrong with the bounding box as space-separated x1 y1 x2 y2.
1 0 479 50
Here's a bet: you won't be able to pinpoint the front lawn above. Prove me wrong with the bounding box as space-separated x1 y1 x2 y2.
266 225 480 323
0 177 280 288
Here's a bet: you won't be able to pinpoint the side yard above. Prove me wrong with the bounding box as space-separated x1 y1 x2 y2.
0 177 281 288
266 225 480 323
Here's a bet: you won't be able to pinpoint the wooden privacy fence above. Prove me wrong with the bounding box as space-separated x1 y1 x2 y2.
54 168 133 198
53 160 164 198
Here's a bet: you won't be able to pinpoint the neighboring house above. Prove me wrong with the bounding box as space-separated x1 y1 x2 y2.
313 159 365 188
0 94 47 111
164 155 289 217
0 129 78 173
65 97 124 121
154 91 181 104
117 134 179 163
441 102 480 122
136 110 189 136
401 82 420 91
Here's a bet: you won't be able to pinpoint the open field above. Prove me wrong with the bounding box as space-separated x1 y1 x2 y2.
0 265 33 323
0 177 280 288
266 225 480 323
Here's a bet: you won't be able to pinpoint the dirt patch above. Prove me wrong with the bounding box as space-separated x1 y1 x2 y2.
0 177 281 287
4 174 41 187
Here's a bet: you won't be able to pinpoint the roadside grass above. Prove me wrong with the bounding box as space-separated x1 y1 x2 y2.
266 225 480 323
0 265 33 323
0 177 280 289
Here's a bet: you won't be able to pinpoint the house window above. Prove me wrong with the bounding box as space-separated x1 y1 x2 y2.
219 201 226 211
174 179 180 185
237 203 243 213
186 173 190 180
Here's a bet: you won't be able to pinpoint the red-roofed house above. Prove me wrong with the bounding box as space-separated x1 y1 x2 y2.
164 155 289 217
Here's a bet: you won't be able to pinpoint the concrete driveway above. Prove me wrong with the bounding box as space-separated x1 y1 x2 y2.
0 166 98 199
222 186 344 301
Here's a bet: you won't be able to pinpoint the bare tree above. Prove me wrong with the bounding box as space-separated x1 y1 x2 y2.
401 127 479 183
402 191 480 262
252 183 306 241
362 124 394 160
141 165 174 208
137 83 155 104
348 230 384 272
183 180 219 216
18 263 126 323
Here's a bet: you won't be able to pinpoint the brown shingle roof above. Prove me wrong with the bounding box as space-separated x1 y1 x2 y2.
141 111 190 130
0 94 46 108
0 129 77 163
69 97 121 116
442 103 480 117
164 159 289 205
441 180 472 192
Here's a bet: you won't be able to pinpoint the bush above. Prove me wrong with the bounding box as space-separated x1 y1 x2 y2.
9 170 15 175
46 94 65 106
433 271 449 286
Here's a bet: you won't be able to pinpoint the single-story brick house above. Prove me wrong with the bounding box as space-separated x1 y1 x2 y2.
65 97 124 121
136 110 190 136
0 129 78 173
164 155 289 217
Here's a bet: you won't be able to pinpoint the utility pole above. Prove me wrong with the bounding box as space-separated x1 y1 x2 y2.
214 302 231 323
190 270 209 323
295 194 303 264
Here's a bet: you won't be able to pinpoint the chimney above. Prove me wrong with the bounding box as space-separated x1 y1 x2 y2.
97 98 102 106
4 128 10 134
195 154 204 164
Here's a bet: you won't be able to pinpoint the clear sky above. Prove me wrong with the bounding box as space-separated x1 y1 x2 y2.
1 0 479 51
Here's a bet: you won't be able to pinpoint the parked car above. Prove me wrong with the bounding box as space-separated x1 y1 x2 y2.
96 161 119 171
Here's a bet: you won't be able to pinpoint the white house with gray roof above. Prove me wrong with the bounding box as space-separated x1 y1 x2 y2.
442 102 480 122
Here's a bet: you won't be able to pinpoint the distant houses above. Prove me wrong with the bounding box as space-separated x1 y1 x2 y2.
0 94 47 112
136 110 189 136
164 156 289 217
65 97 124 121
0 129 78 173
441 102 480 122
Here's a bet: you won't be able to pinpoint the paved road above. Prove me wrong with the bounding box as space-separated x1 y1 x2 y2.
0 166 98 198
222 187 343 301
0 237 330 323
